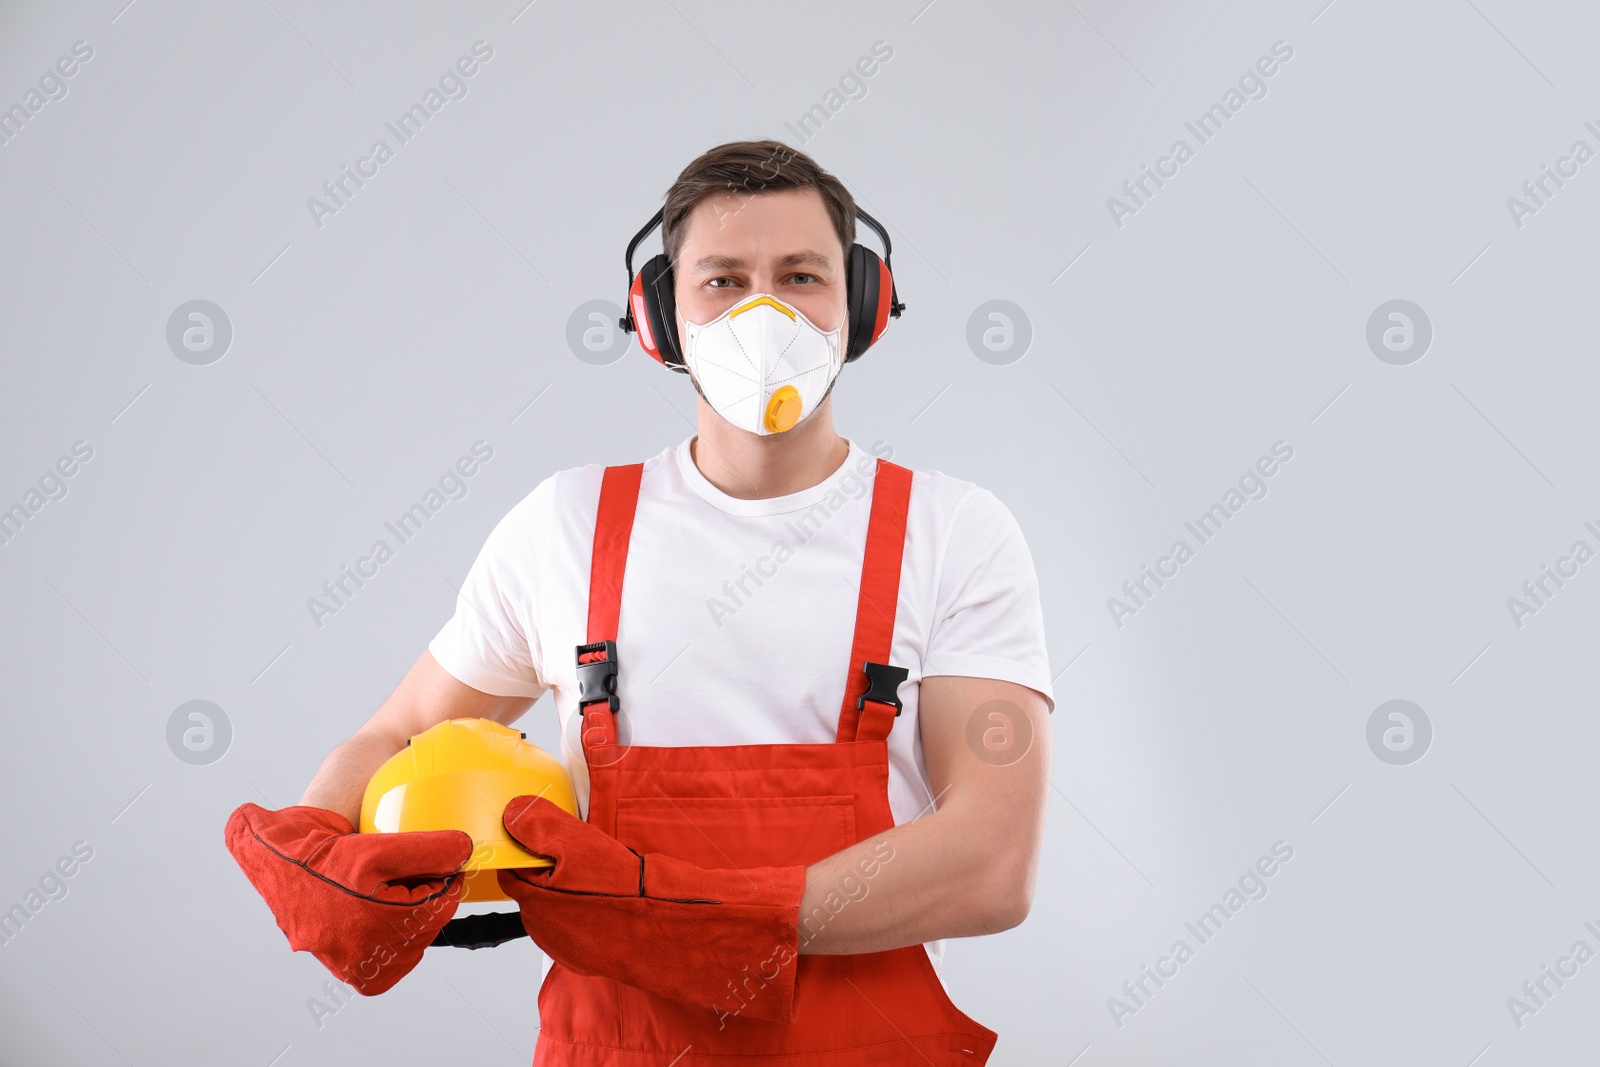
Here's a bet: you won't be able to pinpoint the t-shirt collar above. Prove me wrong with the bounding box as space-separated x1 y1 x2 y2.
674 435 870 517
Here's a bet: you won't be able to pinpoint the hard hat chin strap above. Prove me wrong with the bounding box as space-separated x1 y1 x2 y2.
429 910 528 950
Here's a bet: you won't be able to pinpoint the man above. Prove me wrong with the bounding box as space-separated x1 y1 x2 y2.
226 140 1053 1064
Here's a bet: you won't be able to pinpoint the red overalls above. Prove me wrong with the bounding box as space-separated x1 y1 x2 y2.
532 457 998 1065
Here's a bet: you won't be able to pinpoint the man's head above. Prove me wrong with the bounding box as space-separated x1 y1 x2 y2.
662 140 857 342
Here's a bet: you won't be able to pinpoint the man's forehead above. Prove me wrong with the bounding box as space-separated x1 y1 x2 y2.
697 185 825 217
678 188 842 264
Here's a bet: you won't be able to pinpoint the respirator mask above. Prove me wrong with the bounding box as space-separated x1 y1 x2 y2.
678 295 843 435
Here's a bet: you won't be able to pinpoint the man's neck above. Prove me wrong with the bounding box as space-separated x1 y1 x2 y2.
689 398 849 500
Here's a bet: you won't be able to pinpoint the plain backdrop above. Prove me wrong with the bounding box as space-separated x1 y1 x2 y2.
2 1 1598 1064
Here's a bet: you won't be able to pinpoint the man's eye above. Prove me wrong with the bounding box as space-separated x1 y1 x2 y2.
789 273 816 285
707 277 737 289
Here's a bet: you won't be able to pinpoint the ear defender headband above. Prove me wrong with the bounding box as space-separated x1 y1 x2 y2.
618 205 905 373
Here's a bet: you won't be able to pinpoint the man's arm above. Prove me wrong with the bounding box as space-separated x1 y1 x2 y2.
797 674 1051 955
299 650 538 824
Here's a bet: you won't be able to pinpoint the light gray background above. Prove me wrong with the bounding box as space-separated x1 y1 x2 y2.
2 1 1596 1064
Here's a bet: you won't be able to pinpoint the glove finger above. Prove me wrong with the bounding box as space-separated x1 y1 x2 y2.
496 865 552 901
332 829 476 890
502 797 645 895
500 795 598 863
223 803 264 861
362 870 470 907
225 803 351 864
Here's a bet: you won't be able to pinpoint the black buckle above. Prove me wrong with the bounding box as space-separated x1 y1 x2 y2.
575 640 620 712
856 661 909 717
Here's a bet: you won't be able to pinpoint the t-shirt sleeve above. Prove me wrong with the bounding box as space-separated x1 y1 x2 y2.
921 487 1055 713
427 480 550 700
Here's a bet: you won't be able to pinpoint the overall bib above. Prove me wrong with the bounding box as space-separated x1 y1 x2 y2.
532 458 998 1065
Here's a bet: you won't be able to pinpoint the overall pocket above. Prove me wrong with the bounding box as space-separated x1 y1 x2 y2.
615 794 856 869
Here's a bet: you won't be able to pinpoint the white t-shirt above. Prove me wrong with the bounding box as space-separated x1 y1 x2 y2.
429 435 1054 966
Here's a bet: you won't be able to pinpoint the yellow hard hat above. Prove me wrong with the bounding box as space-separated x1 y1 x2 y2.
360 718 577 903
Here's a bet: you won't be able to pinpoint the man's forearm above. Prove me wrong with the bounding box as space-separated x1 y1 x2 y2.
293 651 538 823
299 726 406 823
796 797 1036 956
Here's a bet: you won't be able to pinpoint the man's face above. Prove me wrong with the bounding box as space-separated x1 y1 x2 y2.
673 187 847 346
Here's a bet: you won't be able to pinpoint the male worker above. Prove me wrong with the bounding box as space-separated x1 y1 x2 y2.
226 140 1053 1064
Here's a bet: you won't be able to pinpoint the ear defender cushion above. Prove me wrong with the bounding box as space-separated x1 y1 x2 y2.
634 254 683 369
844 245 892 362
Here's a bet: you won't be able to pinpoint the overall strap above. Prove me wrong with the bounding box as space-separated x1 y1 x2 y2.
578 463 643 752
836 459 914 744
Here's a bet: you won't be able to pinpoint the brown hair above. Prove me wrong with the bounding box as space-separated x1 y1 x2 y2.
660 140 856 269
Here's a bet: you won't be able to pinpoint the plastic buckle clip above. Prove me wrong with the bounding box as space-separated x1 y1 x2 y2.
575 640 620 712
856 661 909 717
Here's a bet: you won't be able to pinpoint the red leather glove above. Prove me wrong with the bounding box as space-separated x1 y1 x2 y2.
224 803 473 995
498 796 807 1023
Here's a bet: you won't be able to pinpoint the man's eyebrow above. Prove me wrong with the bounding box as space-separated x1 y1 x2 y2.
689 254 745 274
687 250 836 274
775 250 835 272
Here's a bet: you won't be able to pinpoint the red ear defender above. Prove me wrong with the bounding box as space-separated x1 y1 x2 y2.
626 272 662 366
870 257 894 348
619 204 902 369
842 214 904 363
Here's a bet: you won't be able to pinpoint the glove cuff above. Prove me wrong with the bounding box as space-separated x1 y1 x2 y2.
648 858 807 1024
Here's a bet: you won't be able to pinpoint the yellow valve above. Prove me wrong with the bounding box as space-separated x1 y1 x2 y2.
764 385 803 433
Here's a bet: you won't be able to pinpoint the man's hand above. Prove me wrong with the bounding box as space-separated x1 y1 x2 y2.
224 803 474 995
497 796 807 1023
